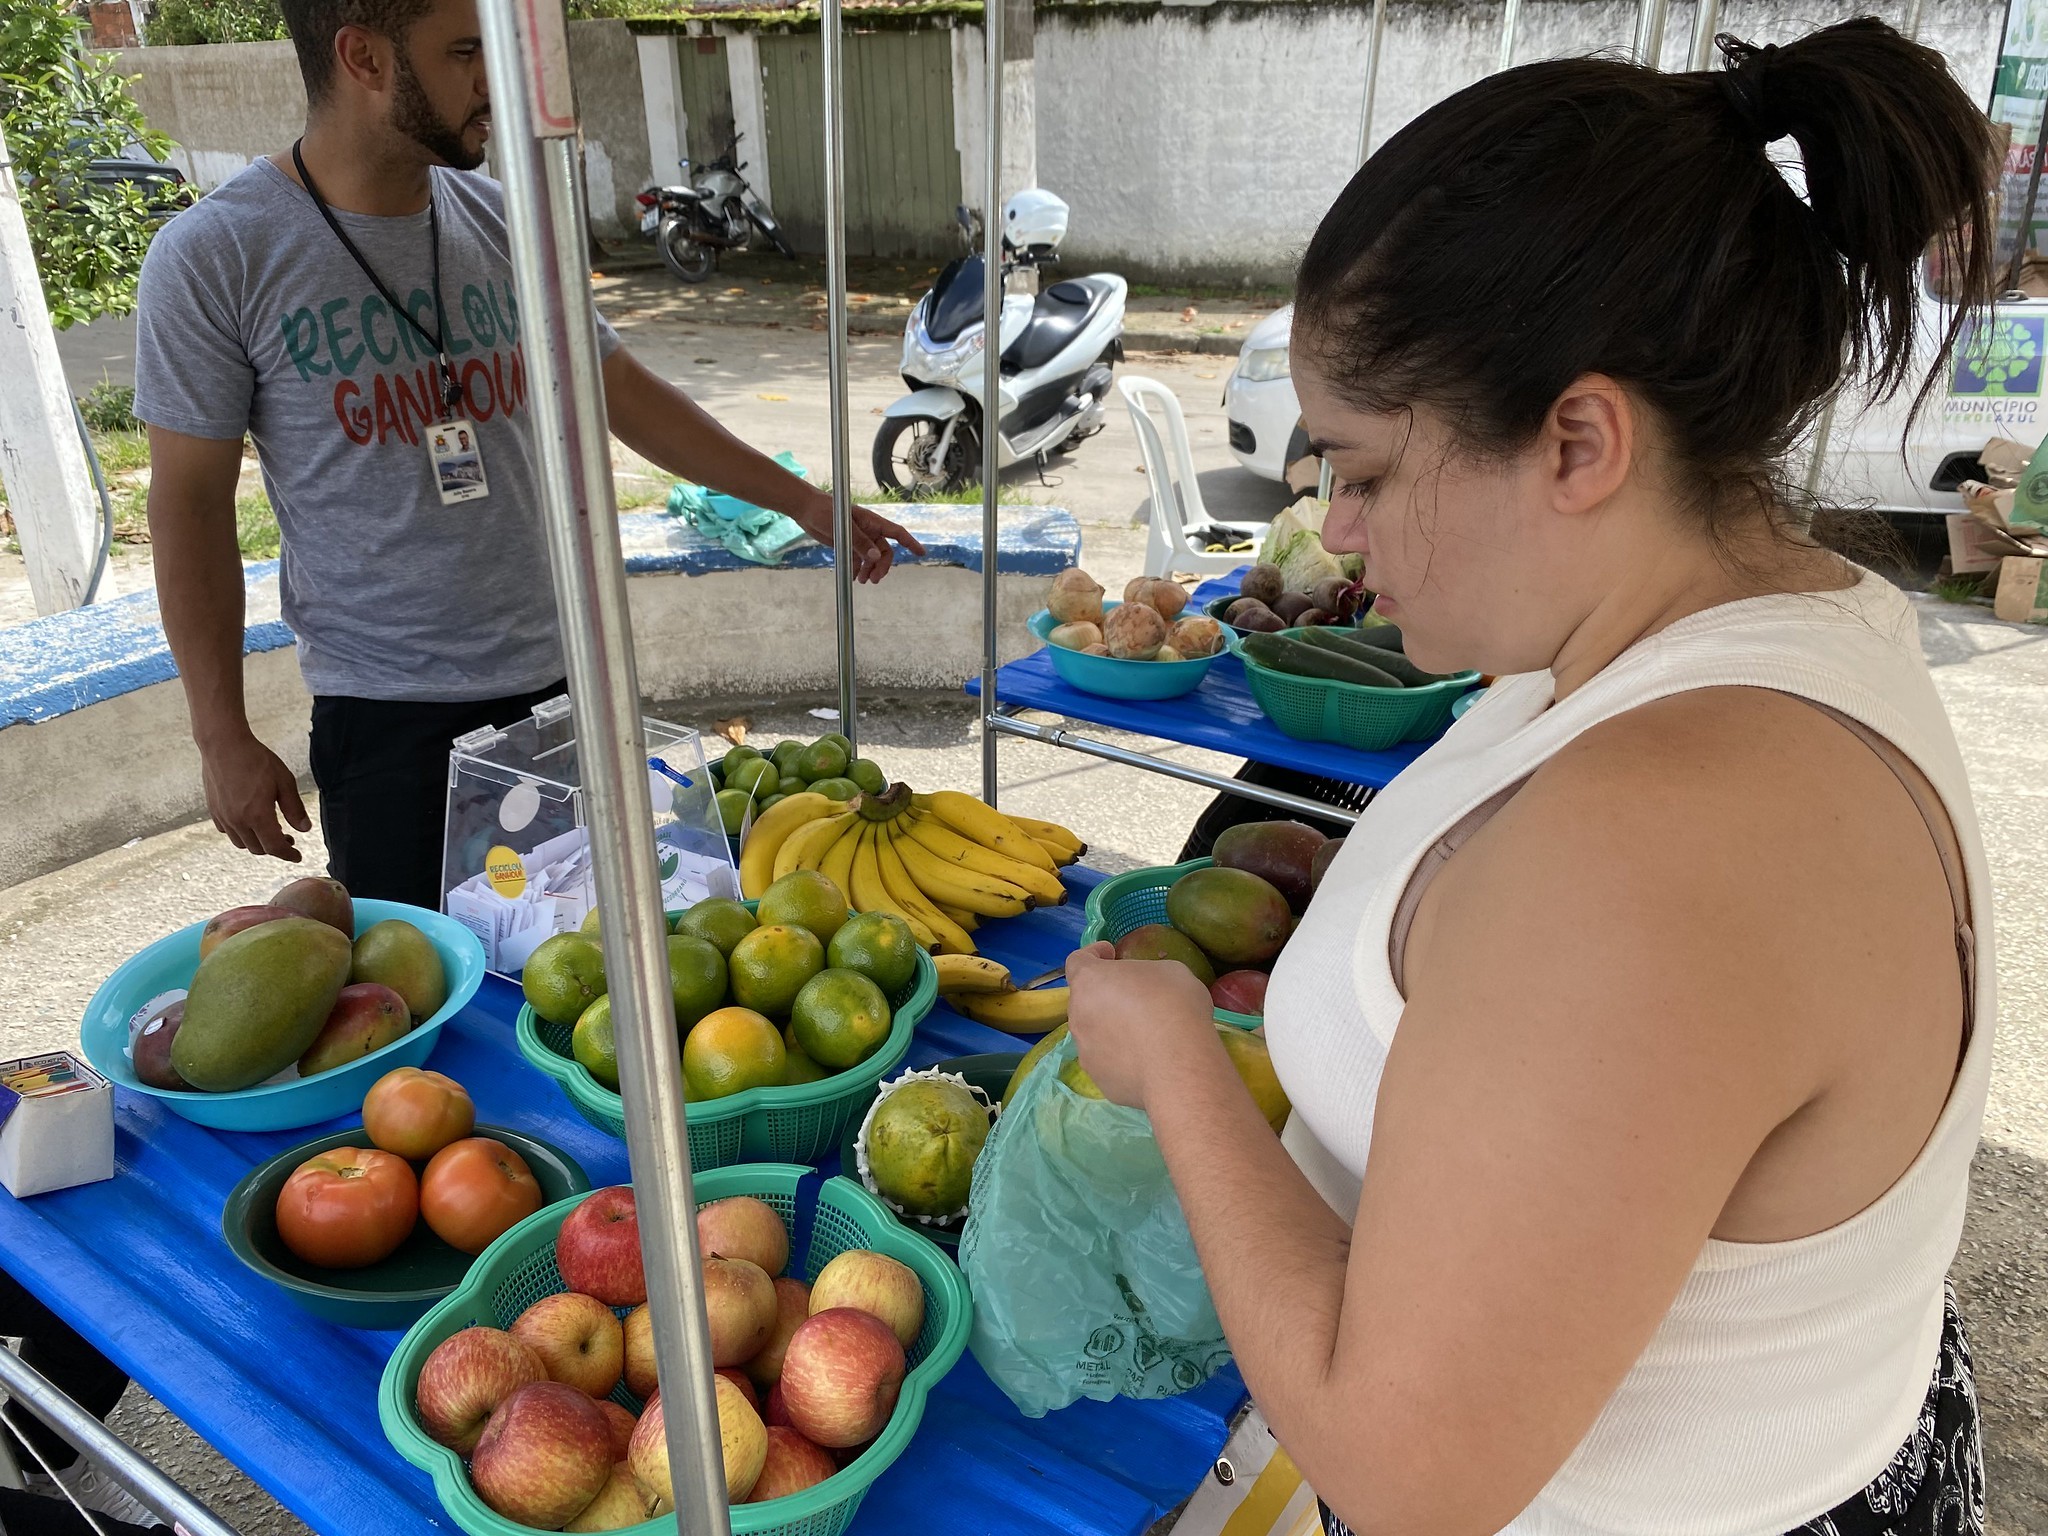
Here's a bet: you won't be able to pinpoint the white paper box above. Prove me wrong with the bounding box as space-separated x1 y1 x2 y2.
0 1053 114 1198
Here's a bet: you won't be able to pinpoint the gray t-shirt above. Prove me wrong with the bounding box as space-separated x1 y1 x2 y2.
134 158 620 702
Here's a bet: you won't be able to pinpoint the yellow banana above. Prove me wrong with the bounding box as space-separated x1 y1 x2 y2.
924 790 1060 874
933 953 1014 994
740 792 840 899
1009 814 1086 858
819 816 863 906
776 810 855 883
892 831 1033 918
849 825 936 947
935 902 980 933
874 825 977 955
902 813 1069 907
1031 838 1080 869
953 985 1070 1033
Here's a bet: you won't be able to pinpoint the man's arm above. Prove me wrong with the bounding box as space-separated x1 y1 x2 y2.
146 427 311 861
600 347 924 583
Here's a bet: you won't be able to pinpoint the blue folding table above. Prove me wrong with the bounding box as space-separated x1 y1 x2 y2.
0 870 1244 1536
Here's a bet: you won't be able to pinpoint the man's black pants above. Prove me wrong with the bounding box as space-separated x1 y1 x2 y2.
310 681 566 910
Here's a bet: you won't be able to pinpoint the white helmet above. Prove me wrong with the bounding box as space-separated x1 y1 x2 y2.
1003 188 1068 256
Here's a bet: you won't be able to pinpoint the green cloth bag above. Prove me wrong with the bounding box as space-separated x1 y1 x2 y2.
958 1034 1232 1418
665 450 812 564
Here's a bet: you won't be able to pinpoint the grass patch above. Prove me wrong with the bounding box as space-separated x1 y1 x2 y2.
92 427 152 476
236 493 281 559
77 382 139 434
843 482 1041 506
110 482 150 544
1931 573 1988 604
616 475 671 511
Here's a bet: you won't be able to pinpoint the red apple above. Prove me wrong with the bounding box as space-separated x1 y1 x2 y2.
273 875 354 936
630 1377 767 1504
704 1256 777 1366
779 1308 905 1449
511 1292 625 1399
597 1401 637 1463
808 1249 924 1349
717 1367 759 1413
747 1277 812 1389
556 1187 645 1306
622 1304 657 1399
696 1196 789 1277
413 1326 546 1454
198 904 295 960
564 1462 660 1532
763 1381 790 1427
1209 970 1269 1017
470 1381 613 1530
747 1426 838 1502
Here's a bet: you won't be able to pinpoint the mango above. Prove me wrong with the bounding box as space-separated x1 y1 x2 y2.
171 918 352 1091
298 983 412 1076
1165 866 1292 967
1212 820 1328 915
273 876 353 937
1002 1023 1069 1105
132 1002 189 1090
199 904 295 961
1114 923 1216 986
351 920 448 1022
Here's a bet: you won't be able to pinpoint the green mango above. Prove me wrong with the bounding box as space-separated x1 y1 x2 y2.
171 918 353 1091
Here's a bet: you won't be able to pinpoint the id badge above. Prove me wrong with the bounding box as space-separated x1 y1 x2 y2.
428 419 490 505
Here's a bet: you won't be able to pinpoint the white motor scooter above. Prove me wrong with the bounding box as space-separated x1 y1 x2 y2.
873 190 1127 494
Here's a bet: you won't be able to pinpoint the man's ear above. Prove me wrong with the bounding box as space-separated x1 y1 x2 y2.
332 23 397 97
1543 373 1635 516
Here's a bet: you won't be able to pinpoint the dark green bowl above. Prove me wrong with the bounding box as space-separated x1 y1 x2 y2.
222 1126 590 1330
838 1054 1021 1251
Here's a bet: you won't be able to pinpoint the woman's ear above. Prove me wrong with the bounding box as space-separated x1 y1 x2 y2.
1542 374 1636 516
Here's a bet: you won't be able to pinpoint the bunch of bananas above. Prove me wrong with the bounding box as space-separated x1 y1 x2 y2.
737 785 1085 957
929 953 1070 1034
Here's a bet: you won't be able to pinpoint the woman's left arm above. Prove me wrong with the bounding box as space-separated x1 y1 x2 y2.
1067 698 1854 1536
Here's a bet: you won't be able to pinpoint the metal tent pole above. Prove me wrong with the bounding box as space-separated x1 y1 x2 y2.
472 3 728 1531
1316 0 1389 504
823 0 859 752
1632 0 1670 66
1687 0 1719 69
980 0 1005 806
1498 0 1521 71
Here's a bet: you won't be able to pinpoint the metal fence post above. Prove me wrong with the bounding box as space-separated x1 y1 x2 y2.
823 0 859 753
471 3 729 1530
1316 0 1389 505
980 0 1006 807
1633 0 1670 66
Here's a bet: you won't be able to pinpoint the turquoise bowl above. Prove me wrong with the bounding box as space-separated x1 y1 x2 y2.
1028 603 1219 701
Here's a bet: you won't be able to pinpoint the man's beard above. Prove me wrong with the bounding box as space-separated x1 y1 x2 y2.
392 50 486 171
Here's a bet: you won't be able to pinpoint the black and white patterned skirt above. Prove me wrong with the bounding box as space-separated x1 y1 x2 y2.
1322 1284 1983 1536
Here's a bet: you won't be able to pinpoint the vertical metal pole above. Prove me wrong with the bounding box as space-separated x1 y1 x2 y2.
1687 0 1719 70
2006 95 2048 295
822 0 858 752
980 0 1005 806
1317 0 1389 505
474 5 728 1533
1901 0 1924 38
1632 0 1669 66
1497 0 1521 71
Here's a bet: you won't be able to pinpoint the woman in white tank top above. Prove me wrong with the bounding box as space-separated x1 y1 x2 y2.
1062 20 1998 1536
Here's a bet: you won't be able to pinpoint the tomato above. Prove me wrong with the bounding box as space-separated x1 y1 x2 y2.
274 1147 419 1269
421 1138 543 1255
362 1067 475 1161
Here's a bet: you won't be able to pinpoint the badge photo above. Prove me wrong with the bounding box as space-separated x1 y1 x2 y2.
429 419 491 506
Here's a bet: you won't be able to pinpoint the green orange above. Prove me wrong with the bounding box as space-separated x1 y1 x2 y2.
666 934 728 1030
672 898 758 957
789 968 892 1070
572 995 618 1089
728 924 826 1018
683 1007 787 1101
825 912 919 998
757 870 850 945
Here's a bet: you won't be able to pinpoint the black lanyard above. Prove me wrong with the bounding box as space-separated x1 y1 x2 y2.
292 138 463 419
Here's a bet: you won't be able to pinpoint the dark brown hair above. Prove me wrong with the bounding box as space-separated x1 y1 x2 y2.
280 0 436 101
1294 18 1997 533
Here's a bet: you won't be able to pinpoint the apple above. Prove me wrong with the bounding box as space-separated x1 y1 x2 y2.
273 875 354 936
779 1308 905 1449
747 1426 838 1502
511 1292 625 1399
746 1277 812 1389
717 1367 759 1413
597 1401 638 1463
198 904 294 960
413 1326 546 1454
808 1249 924 1350
556 1187 646 1306
470 1381 614 1530
763 1381 790 1427
297 983 411 1077
696 1196 789 1276
563 1462 660 1532
1209 970 1269 1017
622 1305 657 1400
704 1257 777 1366
630 1376 767 1504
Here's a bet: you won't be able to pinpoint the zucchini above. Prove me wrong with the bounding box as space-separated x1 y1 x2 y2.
1350 622 1405 650
1294 627 1448 686
1240 632 1406 688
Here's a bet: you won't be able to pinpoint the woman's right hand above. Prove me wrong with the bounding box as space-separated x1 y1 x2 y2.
200 732 312 862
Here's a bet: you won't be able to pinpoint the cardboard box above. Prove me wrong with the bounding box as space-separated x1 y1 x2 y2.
1948 513 2012 575
0 1053 113 1197
1994 555 2048 623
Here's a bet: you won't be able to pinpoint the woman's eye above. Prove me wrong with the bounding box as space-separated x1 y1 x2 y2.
1336 478 1378 502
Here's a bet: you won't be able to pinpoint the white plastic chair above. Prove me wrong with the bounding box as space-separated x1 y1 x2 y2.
1120 376 1269 578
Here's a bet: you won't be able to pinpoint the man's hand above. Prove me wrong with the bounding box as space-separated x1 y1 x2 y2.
786 486 926 584
201 732 312 862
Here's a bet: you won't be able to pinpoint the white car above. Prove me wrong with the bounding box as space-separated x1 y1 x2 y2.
1224 304 1310 484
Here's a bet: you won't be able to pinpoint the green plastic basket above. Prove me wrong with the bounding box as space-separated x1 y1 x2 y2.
378 1164 973 1536
516 939 936 1169
1229 628 1478 751
1080 859 1263 1031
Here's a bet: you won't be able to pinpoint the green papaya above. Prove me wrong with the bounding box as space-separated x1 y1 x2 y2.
170 917 352 1091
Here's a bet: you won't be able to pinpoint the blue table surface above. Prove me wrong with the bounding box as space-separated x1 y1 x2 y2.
0 870 1245 1536
969 569 1432 791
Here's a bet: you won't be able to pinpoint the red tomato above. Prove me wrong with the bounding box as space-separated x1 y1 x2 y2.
274 1147 419 1269
362 1067 475 1161
421 1138 543 1255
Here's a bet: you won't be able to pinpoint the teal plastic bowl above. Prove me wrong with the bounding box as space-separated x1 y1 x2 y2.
1028 603 1219 701
77 899 486 1133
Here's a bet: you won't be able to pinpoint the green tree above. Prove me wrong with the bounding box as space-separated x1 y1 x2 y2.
0 1 171 328
145 0 287 47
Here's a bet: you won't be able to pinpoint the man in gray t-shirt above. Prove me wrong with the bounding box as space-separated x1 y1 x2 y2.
135 0 919 907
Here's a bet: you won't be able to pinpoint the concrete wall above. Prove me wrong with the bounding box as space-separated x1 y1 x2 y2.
111 21 654 238
1035 0 2009 285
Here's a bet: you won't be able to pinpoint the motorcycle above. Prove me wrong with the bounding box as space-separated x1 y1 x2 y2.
635 131 795 284
873 189 1126 495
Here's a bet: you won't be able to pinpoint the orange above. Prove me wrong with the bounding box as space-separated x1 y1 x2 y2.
683 1007 787 1101
727 924 825 1019
757 870 850 945
789 969 892 1070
